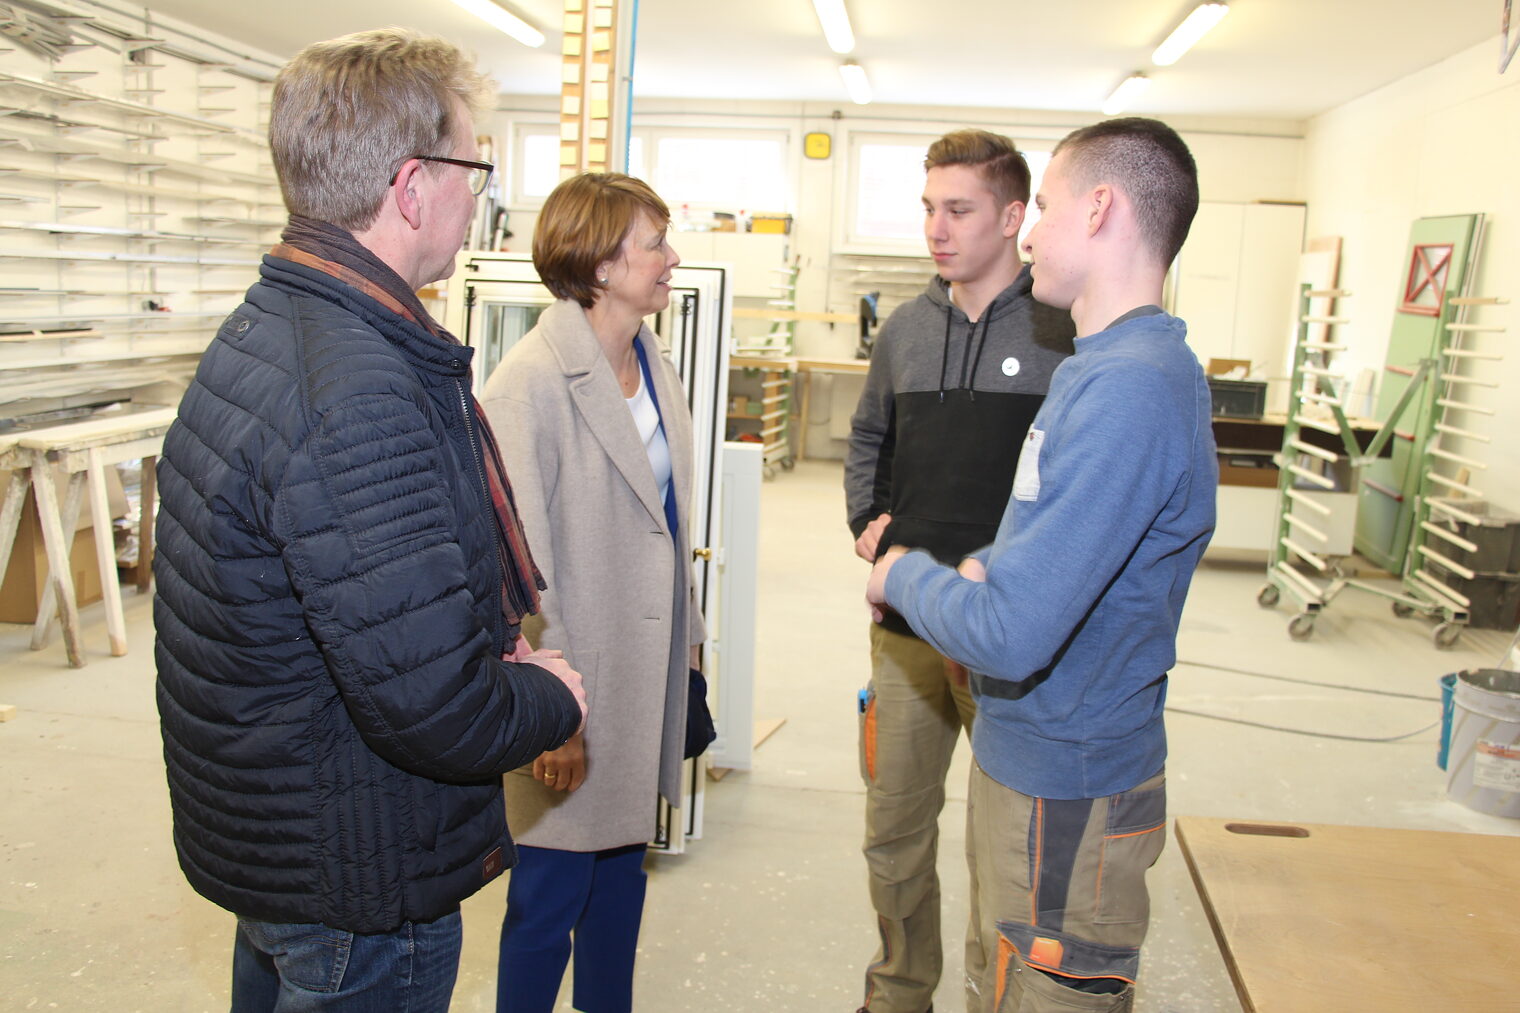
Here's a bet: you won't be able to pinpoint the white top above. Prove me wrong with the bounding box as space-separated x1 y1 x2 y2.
625 367 673 516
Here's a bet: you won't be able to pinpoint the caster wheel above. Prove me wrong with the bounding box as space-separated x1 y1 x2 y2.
780 457 795 471
1434 622 1463 649
1288 613 1315 641
1256 584 1281 608
1391 601 1415 619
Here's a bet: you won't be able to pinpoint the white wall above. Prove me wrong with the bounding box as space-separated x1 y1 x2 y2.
489 97 1306 352
488 97 1307 458
1303 35 1520 515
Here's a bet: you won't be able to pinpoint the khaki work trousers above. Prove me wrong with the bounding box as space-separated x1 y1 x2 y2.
858 623 976 1013
965 763 1167 1013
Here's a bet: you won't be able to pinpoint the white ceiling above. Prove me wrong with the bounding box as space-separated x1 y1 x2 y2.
139 0 1504 121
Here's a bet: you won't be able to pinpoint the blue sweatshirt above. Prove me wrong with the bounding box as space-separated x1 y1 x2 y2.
884 310 1216 800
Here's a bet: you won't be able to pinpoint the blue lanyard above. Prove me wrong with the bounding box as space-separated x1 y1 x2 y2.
633 337 679 538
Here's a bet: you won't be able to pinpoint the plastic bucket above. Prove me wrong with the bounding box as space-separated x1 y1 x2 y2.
1444 668 1520 818
1438 673 1457 770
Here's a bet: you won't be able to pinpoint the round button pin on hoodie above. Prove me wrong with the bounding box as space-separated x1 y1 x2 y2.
1002 356 1020 377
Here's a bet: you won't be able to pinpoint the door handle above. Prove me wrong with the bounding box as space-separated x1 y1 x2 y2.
692 547 713 561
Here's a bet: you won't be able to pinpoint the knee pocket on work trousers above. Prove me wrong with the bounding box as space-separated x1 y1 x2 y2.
993 923 1137 1013
1092 780 1166 927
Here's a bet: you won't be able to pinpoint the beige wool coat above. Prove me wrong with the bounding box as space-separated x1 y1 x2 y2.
482 298 706 852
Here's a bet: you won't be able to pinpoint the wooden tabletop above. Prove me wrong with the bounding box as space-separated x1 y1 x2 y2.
792 356 870 374
1175 816 1520 1011
13 406 177 451
729 354 796 371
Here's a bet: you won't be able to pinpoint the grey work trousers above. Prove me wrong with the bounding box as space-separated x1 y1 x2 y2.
966 762 1167 1013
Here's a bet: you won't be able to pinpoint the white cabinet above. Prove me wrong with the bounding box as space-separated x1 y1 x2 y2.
1173 202 1305 375
672 232 788 298
1212 484 1356 556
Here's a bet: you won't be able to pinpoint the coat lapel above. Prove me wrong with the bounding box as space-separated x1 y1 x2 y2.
539 301 669 532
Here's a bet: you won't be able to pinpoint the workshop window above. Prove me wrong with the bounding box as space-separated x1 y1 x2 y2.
645 133 791 214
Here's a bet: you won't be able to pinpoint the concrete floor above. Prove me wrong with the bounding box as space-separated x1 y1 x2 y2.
3 458 1517 1012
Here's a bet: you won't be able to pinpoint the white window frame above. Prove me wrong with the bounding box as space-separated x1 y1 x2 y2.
629 123 796 216
836 126 1055 256
837 130 940 255
506 117 561 210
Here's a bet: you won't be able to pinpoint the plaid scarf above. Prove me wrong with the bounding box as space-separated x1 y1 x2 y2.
274 216 545 631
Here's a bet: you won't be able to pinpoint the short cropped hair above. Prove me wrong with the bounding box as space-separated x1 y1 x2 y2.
270 29 492 232
924 129 1032 207
534 173 671 309
1053 117 1199 265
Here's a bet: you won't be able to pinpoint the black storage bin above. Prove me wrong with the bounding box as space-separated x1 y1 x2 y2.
1426 499 1520 572
1207 378 1267 419
1427 562 1520 630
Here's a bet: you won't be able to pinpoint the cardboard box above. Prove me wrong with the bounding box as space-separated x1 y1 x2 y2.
0 464 126 624
0 498 105 623
1217 452 1279 488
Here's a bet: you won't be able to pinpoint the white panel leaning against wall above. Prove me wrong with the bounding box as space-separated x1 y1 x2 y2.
0 2 282 424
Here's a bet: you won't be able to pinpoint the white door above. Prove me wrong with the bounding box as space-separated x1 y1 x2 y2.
442 253 736 851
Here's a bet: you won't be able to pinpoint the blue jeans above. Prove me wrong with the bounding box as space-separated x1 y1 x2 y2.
497 843 648 1013
231 910 462 1013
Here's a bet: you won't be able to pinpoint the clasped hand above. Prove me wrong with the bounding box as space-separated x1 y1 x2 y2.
505 635 589 792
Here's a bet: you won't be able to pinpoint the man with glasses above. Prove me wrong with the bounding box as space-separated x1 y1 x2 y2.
155 29 586 1012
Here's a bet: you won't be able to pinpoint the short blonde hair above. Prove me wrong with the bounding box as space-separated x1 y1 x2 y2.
270 28 492 232
925 129 1031 207
533 173 670 309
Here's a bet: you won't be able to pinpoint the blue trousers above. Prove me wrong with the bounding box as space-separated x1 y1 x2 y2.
497 843 649 1013
231 910 462 1013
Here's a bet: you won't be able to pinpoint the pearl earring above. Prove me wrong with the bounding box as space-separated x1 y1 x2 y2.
598 276 608 285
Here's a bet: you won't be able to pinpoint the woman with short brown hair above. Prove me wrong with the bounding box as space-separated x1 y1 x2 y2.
482 172 707 1013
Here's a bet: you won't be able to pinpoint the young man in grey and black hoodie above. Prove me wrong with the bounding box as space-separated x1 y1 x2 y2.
844 129 1073 1013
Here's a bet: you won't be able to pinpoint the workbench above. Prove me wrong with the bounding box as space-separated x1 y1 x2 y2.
1175 816 1520 1011
0 406 174 666
1210 412 1384 555
792 356 869 461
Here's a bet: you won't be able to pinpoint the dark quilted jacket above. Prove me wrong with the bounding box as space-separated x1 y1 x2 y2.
154 254 580 933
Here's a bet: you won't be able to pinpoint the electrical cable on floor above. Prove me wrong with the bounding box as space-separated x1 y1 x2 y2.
1175 658 1441 702
1166 708 1440 743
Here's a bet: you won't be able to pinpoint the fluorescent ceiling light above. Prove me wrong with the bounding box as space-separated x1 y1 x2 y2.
1151 2 1229 66
839 61 871 105
1102 73 1150 115
812 0 856 55
448 0 545 48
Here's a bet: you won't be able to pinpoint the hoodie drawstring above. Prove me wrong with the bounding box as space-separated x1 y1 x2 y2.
942 302 995 403
937 308 952 403
966 314 991 402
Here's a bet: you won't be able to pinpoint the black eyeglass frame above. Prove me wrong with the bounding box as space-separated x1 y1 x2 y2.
391 155 496 196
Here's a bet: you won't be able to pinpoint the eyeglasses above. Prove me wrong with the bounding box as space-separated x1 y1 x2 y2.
392 155 495 197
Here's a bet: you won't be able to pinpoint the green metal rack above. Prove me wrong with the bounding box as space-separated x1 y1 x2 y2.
1394 292 1509 644
1256 284 1435 639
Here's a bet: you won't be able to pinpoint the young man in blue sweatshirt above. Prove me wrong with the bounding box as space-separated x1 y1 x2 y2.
866 118 1217 1013
846 130 1073 1013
